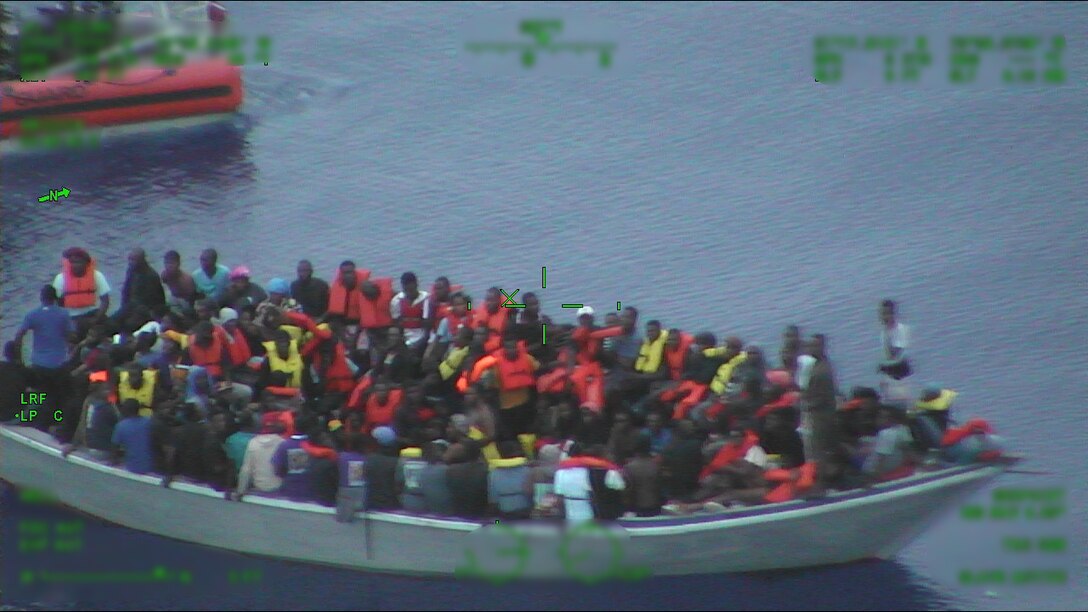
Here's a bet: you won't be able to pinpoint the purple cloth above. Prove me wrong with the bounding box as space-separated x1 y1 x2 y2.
271 436 314 501
338 451 367 488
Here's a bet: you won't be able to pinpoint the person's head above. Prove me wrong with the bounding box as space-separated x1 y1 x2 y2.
472 326 489 349
503 336 519 360
666 328 684 351
695 332 717 350
120 398 141 418
127 247 147 272
780 345 798 371
199 248 218 273
195 299 216 322
646 410 664 432
125 363 145 387
604 312 620 327
433 277 451 301
64 247 91 276
209 411 228 435
267 278 290 303
296 260 313 282
453 326 473 349
134 332 156 354
449 292 468 317
745 344 764 366
485 287 502 312
339 261 357 289
193 321 215 347
217 307 240 333
806 334 827 359
400 272 418 297
523 292 540 317
229 266 251 290
273 329 291 358
724 336 744 359
498 440 523 460
621 306 638 332
879 299 897 327
163 250 181 276
645 320 663 342
39 284 59 305
783 324 801 347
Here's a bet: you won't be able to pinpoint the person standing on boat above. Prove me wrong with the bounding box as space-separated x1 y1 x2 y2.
390 271 432 358
291 260 329 320
161 251 197 314
877 300 912 406
53 247 111 338
802 334 840 491
192 249 231 307
14 285 75 431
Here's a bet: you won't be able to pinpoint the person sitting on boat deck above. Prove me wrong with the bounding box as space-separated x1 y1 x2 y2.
255 278 301 327
428 292 473 355
202 411 237 492
223 409 259 484
54 247 111 335
559 443 627 521
390 271 432 356
758 409 805 470
447 439 490 519
113 248 165 324
575 405 610 448
666 424 767 514
417 441 454 515
111 398 154 475
940 418 1005 466
659 419 703 502
192 248 231 307
607 409 642 465
171 402 214 483
729 344 769 419
424 326 475 408
877 299 912 406
161 250 197 314
640 409 673 457
63 373 118 461
610 319 669 414
14 284 76 431
528 443 563 518
473 287 511 353
624 434 663 517
305 425 340 507
802 333 841 492
373 326 418 385
270 414 321 502
188 321 253 411
212 308 259 386
116 361 160 418
223 266 268 312
363 380 403 434
428 276 458 324
488 440 532 520
307 331 358 416
326 260 371 348
290 260 330 320
233 418 286 500
511 292 550 362
629 327 694 420
862 405 917 483
363 426 401 510
259 329 304 393
0 341 31 423
912 385 957 443
599 312 621 353
394 383 439 446
395 443 427 512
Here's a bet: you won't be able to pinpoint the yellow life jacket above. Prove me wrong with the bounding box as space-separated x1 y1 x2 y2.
468 426 502 466
162 330 189 350
118 369 156 417
916 389 957 411
439 345 471 380
490 457 528 469
399 447 423 458
262 340 303 388
634 331 669 374
518 433 537 460
709 352 748 395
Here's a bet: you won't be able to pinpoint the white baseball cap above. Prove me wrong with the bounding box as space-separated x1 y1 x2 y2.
577 306 595 317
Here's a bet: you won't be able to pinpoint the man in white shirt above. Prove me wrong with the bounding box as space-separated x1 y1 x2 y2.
878 300 912 405
389 272 432 353
553 450 625 523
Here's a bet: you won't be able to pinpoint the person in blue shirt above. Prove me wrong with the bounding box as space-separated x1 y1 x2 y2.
111 399 154 474
191 248 231 307
14 285 75 431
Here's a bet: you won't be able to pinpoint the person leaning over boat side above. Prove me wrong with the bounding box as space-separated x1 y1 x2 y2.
801 334 841 491
232 419 286 500
53 247 111 338
877 300 912 406
192 249 231 307
291 260 330 320
364 426 402 510
390 271 432 358
161 250 197 314
223 266 268 313
14 285 75 431
111 398 154 475
114 248 165 326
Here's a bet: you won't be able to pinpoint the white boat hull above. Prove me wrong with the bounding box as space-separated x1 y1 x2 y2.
0 426 1009 579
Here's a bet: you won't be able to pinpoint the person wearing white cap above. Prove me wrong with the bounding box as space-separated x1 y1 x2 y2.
213 307 261 385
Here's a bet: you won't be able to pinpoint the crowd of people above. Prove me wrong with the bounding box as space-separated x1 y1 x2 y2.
2 246 1006 522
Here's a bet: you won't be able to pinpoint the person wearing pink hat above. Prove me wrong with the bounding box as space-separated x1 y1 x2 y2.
222 265 268 312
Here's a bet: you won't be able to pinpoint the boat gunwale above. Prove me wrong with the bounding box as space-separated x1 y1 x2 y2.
0 424 1010 535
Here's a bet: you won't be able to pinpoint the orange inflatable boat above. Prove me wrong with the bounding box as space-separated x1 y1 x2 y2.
0 58 243 139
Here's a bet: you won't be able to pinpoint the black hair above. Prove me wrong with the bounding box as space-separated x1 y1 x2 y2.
434 276 450 285
624 306 639 318
400 271 418 285
881 299 897 311
647 319 662 328
695 332 717 346
40 284 59 304
120 398 142 418
498 440 523 459
164 250 181 262
339 260 355 269
273 329 292 343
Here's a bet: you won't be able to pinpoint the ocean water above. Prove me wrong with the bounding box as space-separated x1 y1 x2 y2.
1 2 1086 610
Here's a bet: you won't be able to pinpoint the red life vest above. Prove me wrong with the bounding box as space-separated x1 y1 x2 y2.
941 418 994 447
398 294 426 329
345 373 374 413
225 327 251 367
327 269 371 321
765 369 793 389
188 334 225 378
764 462 817 503
754 391 801 419
359 277 394 329
559 456 621 471
572 325 623 364
314 344 355 394
665 332 694 380
61 257 99 309
700 430 760 480
365 389 403 432
262 410 296 438
571 361 604 412
430 283 463 329
301 440 338 462
474 307 509 339
497 350 535 391
443 311 473 339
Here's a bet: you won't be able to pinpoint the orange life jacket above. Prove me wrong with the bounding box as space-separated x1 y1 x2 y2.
941 418 994 447
764 462 817 503
327 269 371 321
474 307 509 352
345 373 374 413
456 355 496 393
359 277 394 329
700 430 760 480
267 386 301 398
570 361 604 412
572 325 623 364
496 350 535 391
754 391 801 419
61 257 99 309
262 410 296 438
442 311 473 339
188 333 225 378
397 293 427 329
225 327 251 367
665 380 708 421
559 456 620 471
665 332 694 380
430 283 463 329
314 343 355 394
365 389 402 432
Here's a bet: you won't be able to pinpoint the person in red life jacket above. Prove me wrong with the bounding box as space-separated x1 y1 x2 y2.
659 332 719 421
488 336 540 441
212 308 257 385
941 418 1005 465
306 334 358 415
326 260 371 346
664 426 768 514
429 276 463 326
390 272 432 356
862 405 917 483
356 277 395 369
394 383 439 446
571 306 623 365
54 247 111 338
427 292 473 357
473 287 511 353
762 461 818 504
188 321 254 410
363 380 403 434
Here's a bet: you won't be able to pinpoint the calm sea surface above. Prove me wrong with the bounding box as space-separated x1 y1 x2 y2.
1 2 1085 610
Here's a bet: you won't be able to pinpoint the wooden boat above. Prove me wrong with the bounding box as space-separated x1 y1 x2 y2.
0 425 1017 580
